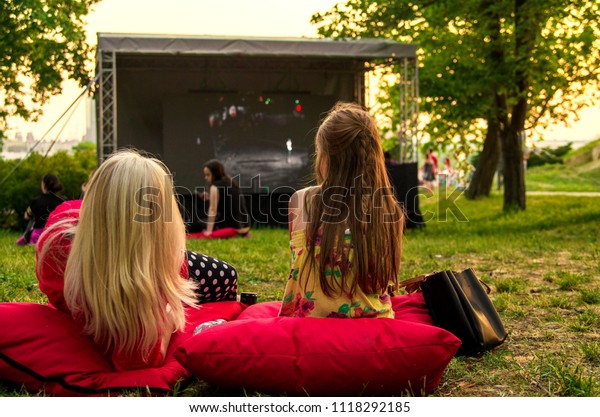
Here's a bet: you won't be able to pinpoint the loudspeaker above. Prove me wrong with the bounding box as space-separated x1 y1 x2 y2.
386 162 425 229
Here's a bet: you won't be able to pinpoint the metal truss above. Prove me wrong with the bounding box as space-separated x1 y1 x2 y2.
398 57 419 163
96 50 117 163
363 57 419 163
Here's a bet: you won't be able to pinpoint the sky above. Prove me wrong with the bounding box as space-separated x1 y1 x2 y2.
7 0 600 147
7 0 339 141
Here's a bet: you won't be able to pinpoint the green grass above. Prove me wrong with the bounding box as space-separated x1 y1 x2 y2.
1 193 599 397
526 160 600 192
565 138 600 165
526 139 600 192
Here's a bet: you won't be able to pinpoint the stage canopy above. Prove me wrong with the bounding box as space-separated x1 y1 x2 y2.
97 34 416 58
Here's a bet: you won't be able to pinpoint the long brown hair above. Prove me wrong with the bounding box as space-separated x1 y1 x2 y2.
304 102 404 297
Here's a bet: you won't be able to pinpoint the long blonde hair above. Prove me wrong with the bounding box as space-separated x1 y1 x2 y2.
305 102 404 297
40 149 197 359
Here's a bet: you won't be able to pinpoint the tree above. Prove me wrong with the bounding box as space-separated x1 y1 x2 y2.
0 0 99 141
312 0 600 211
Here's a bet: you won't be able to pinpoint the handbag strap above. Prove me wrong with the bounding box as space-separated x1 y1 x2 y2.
394 269 492 295
395 272 437 294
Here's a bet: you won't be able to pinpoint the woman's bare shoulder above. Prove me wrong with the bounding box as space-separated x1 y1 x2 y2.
289 186 319 232
293 186 319 200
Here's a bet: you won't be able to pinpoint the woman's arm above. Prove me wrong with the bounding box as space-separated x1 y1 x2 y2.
204 185 219 235
160 304 176 361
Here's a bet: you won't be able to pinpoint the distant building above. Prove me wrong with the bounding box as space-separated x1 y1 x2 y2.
85 97 97 144
1 131 86 160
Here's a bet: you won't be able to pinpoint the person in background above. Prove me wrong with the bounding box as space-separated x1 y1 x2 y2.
429 147 439 172
36 150 238 371
384 151 398 167
440 156 455 187
16 173 65 245
198 159 250 237
279 102 404 319
421 149 437 191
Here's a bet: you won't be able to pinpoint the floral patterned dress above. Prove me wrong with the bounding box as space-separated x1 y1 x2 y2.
278 228 394 319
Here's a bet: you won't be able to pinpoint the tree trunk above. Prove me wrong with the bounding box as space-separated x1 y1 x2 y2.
465 120 501 199
499 0 531 212
500 127 526 211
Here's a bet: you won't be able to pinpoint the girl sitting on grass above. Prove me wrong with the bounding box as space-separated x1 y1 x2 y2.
279 102 404 319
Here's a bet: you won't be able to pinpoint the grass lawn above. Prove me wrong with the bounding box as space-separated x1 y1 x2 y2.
0 192 598 396
526 138 600 192
526 159 600 192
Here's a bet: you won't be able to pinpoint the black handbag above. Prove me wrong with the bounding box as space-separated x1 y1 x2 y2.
398 268 508 357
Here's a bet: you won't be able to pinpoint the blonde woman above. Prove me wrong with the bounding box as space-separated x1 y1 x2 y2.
279 102 404 319
36 150 237 370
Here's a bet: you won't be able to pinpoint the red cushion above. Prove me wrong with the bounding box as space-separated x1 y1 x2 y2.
35 200 82 311
0 301 245 396
175 294 460 396
237 293 433 323
187 228 239 239
391 292 435 325
236 301 281 320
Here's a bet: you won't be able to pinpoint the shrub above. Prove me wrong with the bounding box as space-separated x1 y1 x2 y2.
0 149 96 230
528 143 572 168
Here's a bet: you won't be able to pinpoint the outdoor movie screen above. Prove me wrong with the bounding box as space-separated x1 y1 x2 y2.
178 93 335 193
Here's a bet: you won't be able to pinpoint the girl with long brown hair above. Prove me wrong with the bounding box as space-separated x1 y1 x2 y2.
279 102 404 318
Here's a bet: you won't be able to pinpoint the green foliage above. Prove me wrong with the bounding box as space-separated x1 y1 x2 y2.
71 141 96 153
468 152 481 168
312 1 600 149
0 150 96 230
0 0 100 139
528 143 572 168
311 1 600 209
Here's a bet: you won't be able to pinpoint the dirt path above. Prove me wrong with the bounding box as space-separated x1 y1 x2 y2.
528 191 600 197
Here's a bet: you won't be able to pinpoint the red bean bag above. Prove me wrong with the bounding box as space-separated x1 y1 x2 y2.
0 301 245 396
187 228 239 239
175 293 460 396
236 292 435 324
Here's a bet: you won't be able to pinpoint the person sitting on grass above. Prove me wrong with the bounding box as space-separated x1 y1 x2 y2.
279 102 405 318
16 173 65 245
193 159 250 238
36 149 238 371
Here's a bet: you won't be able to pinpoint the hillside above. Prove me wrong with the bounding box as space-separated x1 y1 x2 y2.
526 138 600 192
